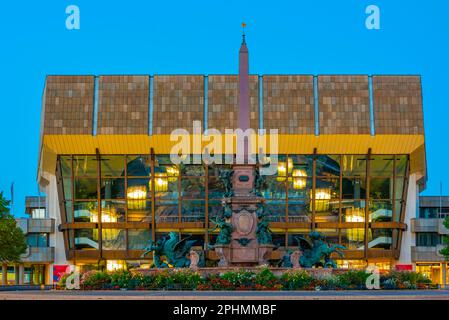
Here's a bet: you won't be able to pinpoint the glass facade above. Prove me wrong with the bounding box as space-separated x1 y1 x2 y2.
57 154 409 260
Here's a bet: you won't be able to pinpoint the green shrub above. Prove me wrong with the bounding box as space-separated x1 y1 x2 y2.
254 267 281 290
221 270 256 288
313 274 339 291
110 270 133 289
381 271 431 289
280 270 314 290
336 270 369 290
71 267 433 291
81 271 111 290
169 269 202 290
199 274 234 291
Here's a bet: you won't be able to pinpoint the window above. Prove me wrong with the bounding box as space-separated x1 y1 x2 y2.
419 207 449 219
416 233 441 247
102 229 126 250
31 208 46 219
26 233 48 247
128 229 151 250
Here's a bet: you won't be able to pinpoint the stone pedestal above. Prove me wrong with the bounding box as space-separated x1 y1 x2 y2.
212 164 274 267
258 245 275 265
214 245 231 267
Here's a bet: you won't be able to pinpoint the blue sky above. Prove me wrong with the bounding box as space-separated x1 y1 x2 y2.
0 0 448 216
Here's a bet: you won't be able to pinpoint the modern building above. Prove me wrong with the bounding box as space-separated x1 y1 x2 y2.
410 196 449 286
1 196 55 286
37 35 428 277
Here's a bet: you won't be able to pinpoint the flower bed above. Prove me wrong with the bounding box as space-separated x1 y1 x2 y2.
58 267 433 291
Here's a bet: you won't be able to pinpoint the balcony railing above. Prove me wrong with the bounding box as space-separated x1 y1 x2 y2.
20 247 55 263
411 245 446 262
411 218 449 235
15 218 55 234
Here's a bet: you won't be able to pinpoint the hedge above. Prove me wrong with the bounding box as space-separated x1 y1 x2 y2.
58 267 433 291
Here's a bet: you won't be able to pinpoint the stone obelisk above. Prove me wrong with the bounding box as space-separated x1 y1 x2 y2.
238 27 250 163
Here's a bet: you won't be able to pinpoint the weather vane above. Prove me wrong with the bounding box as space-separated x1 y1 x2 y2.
242 22 247 43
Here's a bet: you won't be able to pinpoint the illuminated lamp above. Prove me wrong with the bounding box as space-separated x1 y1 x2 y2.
345 208 365 242
100 208 118 223
90 211 99 223
127 185 147 210
277 158 293 180
292 169 307 189
312 188 331 212
166 166 179 182
153 173 168 192
106 260 125 272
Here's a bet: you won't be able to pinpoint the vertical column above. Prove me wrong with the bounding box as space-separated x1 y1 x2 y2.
368 76 375 136
124 155 129 256
205 165 209 250
258 75 263 130
285 154 289 223
70 155 76 262
148 76 154 135
312 148 317 230
442 263 447 289
338 156 343 244
2 263 7 285
313 76 319 136
92 76 99 136
203 75 208 131
96 149 102 259
391 156 398 254
364 149 372 259
19 264 24 285
150 148 156 241
14 265 19 285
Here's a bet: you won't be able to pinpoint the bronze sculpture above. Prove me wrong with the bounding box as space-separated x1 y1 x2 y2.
141 232 196 268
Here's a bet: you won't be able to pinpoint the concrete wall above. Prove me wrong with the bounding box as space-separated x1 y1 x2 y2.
398 173 418 267
46 174 69 283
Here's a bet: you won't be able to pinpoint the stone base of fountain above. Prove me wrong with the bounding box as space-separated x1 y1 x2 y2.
214 244 275 267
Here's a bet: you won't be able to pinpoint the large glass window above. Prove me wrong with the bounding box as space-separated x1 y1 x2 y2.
74 178 97 199
74 228 99 250
102 229 126 250
74 201 98 222
101 200 125 222
128 229 151 250
56 153 410 259
73 156 97 176
369 228 392 250
26 233 48 247
101 155 125 177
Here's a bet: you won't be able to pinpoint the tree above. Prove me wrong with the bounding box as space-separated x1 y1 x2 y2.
440 216 449 259
0 192 27 264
